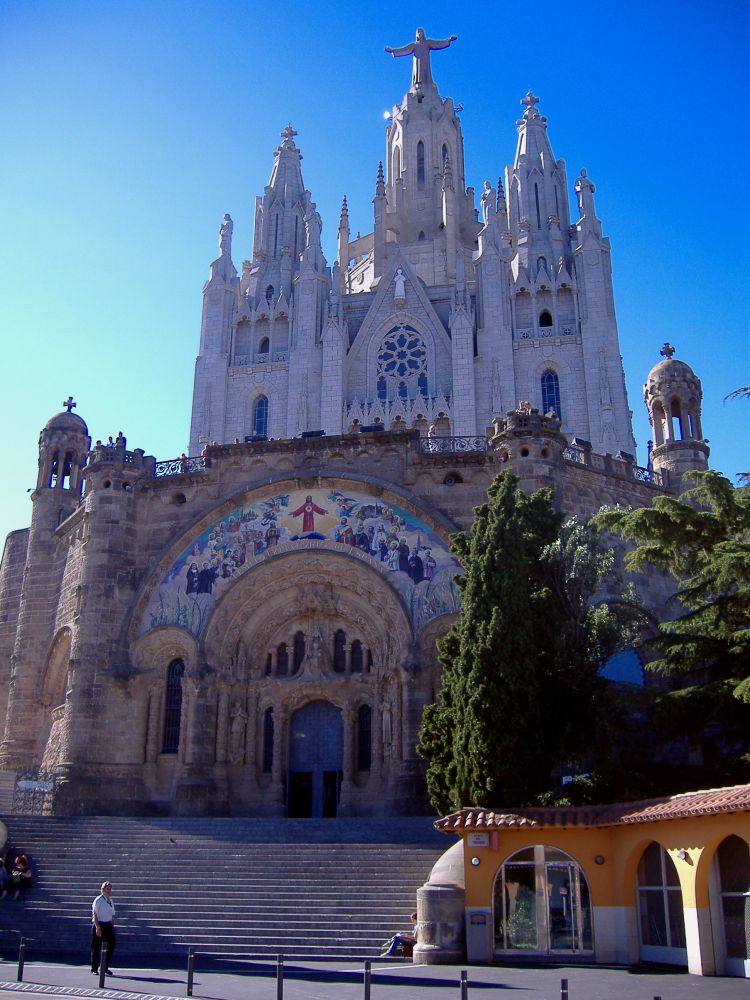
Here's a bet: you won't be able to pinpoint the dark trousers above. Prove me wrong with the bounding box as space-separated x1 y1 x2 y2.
91 922 115 971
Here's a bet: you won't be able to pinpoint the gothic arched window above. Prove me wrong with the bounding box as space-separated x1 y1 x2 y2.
49 450 60 488
541 369 562 419
418 372 428 398
292 631 305 674
333 629 347 673
253 395 269 438
442 143 449 168
417 141 425 188
357 705 372 772
539 309 553 327
377 375 387 402
351 639 363 674
393 146 401 180
262 708 274 773
258 336 270 355
265 283 275 304
161 658 185 754
276 641 288 676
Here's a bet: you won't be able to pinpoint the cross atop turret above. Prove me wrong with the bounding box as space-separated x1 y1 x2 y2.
660 342 676 360
280 124 298 142
520 90 540 111
63 396 76 413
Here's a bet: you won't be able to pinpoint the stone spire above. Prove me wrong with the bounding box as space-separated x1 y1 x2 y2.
338 195 350 270
505 90 571 269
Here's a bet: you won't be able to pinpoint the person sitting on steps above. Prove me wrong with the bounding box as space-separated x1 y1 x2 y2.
380 912 418 957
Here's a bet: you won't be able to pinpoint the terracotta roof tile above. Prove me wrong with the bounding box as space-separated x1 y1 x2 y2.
434 784 750 833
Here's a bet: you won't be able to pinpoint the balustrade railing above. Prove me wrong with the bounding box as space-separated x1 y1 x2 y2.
233 351 288 366
563 446 663 487
516 325 576 341
419 436 488 455
154 455 207 478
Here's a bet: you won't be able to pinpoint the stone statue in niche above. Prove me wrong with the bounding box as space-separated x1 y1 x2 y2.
382 703 393 749
394 267 406 303
229 702 248 764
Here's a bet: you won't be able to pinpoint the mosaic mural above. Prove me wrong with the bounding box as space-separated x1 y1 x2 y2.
141 488 462 638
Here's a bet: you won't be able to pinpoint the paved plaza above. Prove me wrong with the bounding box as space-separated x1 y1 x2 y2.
0 958 747 1000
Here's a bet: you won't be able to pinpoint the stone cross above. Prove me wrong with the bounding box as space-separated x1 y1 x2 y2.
280 124 298 142
63 396 76 412
660 342 676 360
520 90 540 110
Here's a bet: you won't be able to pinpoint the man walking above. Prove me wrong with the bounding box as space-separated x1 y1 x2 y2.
91 881 115 975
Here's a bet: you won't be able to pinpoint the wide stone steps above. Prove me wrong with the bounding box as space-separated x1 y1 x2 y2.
0 816 447 959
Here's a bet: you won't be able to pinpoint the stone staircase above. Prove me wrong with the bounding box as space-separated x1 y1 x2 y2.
0 816 448 961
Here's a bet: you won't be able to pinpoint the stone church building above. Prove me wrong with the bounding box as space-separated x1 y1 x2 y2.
0 32 710 817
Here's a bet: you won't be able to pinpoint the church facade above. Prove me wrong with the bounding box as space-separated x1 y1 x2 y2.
0 33 709 817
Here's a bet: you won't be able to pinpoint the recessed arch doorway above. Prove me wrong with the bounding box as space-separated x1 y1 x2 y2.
493 845 593 956
287 700 343 818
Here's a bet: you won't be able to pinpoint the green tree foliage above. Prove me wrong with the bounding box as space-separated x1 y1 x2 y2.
418 471 639 814
594 471 750 756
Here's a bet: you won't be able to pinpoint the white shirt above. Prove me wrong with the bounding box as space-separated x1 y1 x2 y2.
92 893 115 924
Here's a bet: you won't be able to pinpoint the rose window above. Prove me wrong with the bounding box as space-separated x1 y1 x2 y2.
377 326 427 380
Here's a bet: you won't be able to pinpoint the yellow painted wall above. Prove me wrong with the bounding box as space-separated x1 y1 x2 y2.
457 812 750 910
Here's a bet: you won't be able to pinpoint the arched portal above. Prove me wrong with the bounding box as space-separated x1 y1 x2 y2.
288 700 343 817
713 834 750 977
493 845 593 956
636 841 687 965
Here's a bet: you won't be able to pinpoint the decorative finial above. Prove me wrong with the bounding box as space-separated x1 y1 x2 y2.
660 342 676 360
280 124 298 142
376 161 386 196
520 90 540 110
63 396 76 413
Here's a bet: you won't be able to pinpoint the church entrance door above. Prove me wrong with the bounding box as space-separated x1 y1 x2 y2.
287 701 343 817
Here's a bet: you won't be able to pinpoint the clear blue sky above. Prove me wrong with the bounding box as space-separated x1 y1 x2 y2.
1 0 747 545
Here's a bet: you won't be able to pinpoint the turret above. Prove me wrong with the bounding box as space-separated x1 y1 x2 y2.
0 399 90 767
645 343 709 488
36 397 90 507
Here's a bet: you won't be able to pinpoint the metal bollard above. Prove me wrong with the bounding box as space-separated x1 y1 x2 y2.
16 938 25 982
460 968 468 999
187 947 195 997
99 944 108 989
560 977 569 1000
277 953 284 1000
364 959 371 1000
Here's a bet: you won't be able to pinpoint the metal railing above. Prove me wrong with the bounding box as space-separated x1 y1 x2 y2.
154 455 207 478
419 436 488 455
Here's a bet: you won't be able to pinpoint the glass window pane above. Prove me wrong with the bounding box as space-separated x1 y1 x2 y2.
638 842 663 887
547 865 574 950
639 889 667 946
544 847 572 863
722 895 750 960
506 847 535 863
499 865 537 950
578 871 593 950
719 836 750 894
667 889 687 948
